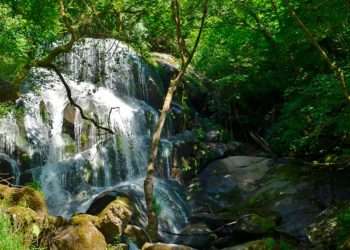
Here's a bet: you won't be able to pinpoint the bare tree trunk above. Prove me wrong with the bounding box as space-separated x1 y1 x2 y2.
284 0 350 102
144 0 209 240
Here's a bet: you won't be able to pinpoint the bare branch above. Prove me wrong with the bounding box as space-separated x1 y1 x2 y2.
47 63 115 135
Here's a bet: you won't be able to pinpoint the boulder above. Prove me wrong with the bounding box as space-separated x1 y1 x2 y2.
221 238 296 250
5 206 44 246
220 240 268 250
174 223 216 249
0 184 48 216
97 197 133 243
196 156 272 210
306 205 350 249
50 220 107 250
189 212 230 229
124 224 149 248
211 214 277 248
192 157 326 241
109 243 128 250
231 214 277 235
142 242 195 250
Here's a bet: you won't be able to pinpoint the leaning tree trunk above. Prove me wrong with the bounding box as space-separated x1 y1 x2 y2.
144 0 208 240
144 76 182 239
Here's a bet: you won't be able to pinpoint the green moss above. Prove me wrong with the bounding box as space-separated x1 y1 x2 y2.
250 214 276 232
270 164 306 183
24 182 42 193
0 102 20 118
336 206 350 248
80 131 89 149
265 238 295 250
152 196 161 216
64 143 76 155
19 153 32 168
0 212 26 250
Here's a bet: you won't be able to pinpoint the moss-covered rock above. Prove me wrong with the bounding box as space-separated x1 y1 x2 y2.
97 197 133 243
221 240 268 250
0 185 49 248
141 242 195 250
234 214 277 235
108 243 128 250
50 220 107 250
71 214 99 226
5 206 44 246
0 184 47 216
221 238 296 250
194 158 328 241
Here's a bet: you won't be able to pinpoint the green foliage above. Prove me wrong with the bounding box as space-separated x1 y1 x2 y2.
0 212 26 250
265 237 295 250
152 196 161 216
270 71 350 156
25 181 42 192
0 102 24 118
337 207 350 248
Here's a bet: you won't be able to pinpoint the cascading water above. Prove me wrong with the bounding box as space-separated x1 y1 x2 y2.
0 38 188 241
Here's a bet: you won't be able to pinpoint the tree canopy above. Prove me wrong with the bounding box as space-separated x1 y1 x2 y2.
1 0 350 158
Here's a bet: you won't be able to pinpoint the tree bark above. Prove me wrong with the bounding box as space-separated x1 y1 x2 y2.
144 0 208 240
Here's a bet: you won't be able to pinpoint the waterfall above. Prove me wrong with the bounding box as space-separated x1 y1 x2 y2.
0 38 187 237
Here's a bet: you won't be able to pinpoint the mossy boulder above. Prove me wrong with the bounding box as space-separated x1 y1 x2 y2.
97 197 133 243
109 243 128 250
50 219 107 250
0 184 47 216
233 214 277 235
0 185 49 247
306 204 350 249
194 157 326 241
221 238 296 250
70 214 100 228
5 206 45 246
197 156 272 210
221 240 268 250
141 242 195 250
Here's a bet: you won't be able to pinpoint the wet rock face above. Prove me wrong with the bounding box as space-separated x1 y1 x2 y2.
196 156 272 210
191 156 329 243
